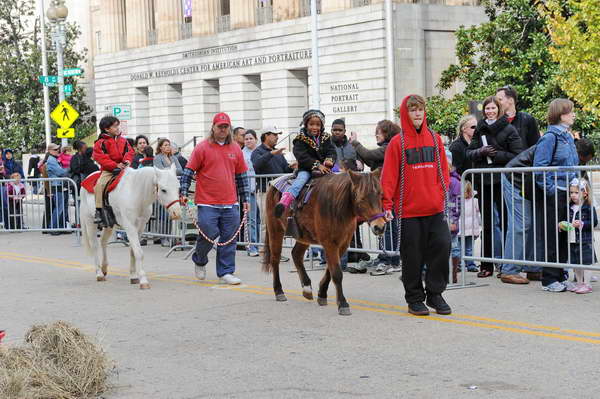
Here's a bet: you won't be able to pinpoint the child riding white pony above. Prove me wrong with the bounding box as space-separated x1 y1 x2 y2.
80 164 182 289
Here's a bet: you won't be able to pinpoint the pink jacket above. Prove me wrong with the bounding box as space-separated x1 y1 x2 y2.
7 182 26 201
57 153 73 169
459 193 481 237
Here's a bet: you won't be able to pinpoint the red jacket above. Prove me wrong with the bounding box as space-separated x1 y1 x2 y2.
93 133 134 172
381 96 449 218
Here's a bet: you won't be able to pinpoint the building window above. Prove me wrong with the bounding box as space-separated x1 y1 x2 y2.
181 0 192 39
300 0 321 17
217 0 231 32
95 31 101 52
256 0 273 25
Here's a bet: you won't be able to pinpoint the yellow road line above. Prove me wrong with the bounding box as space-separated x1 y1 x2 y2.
2 252 600 344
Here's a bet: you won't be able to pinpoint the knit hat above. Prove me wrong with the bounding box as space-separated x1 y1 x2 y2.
300 109 325 135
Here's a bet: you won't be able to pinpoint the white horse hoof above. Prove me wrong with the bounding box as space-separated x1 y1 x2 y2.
140 283 151 290
130 278 140 284
96 276 106 282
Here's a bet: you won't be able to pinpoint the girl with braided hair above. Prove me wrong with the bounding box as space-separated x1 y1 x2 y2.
274 109 337 217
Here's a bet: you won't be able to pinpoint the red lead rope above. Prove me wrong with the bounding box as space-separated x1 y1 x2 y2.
186 205 248 247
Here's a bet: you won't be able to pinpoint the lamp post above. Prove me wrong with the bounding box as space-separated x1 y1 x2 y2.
46 0 69 147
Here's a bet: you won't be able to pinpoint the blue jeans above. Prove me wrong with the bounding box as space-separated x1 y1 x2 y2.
192 205 240 277
247 193 260 253
501 175 540 275
451 234 460 259
51 188 65 229
460 236 476 268
288 171 311 198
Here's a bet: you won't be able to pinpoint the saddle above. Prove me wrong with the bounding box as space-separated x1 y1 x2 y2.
270 174 319 239
81 169 127 228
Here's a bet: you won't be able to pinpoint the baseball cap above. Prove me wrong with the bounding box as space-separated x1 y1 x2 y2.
260 125 283 135
213 112 231 126
47 143 60 151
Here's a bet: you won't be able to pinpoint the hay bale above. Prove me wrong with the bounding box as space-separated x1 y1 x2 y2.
0 321 114 399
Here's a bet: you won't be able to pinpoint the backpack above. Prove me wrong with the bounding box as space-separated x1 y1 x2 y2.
505 132 558 201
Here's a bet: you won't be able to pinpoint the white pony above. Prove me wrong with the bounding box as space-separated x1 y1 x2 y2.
80 164 182 289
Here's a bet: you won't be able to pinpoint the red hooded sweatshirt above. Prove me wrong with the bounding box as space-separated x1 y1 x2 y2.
381 95 449 218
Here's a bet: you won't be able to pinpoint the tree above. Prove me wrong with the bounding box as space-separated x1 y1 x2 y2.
542 0 600 118
426 0 599 141
0 0 95 153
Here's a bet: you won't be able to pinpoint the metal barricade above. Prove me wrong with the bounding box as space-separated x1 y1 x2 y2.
0 177 80 244
460 166 600 289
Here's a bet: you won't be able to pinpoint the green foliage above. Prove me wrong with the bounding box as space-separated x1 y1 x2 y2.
542 0 600 118
426 0 599 143
0 0 94 154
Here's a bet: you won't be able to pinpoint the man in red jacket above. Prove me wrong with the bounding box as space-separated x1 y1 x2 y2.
381 95 452 316
92 116 134 225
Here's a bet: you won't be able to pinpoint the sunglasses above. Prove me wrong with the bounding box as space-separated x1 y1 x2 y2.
469 125 476 129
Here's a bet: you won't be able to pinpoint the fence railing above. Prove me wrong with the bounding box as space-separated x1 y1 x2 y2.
460 166 600 288
0 177 80 244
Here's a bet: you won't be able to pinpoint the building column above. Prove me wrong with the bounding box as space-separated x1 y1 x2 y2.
192 0 218 36
219 76 262 131
126 0 150 48
157 0 182 43
321 0 351 13
182 80 220 143
103 0 125 52
273 0 301 22
148 84 185 144
230 0 256 29
260 70 308 135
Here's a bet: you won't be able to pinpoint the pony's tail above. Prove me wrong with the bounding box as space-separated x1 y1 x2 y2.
262 224 272 273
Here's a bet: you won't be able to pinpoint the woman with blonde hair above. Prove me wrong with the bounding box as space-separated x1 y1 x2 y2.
449 114 477 175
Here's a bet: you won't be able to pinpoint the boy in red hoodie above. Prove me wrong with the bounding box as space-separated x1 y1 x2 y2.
381 95 451 316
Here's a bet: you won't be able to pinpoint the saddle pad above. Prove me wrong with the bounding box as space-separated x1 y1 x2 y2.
270 174 294 194
81 170 126 194
270 173 315 205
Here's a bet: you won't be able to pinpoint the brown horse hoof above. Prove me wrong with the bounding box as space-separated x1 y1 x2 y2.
103 271 107 276
317 297 327 306
302 289 313 300
96 276 106 282
130 278 140 285
338 307 352 316
140 283 150 290
275 294 287 302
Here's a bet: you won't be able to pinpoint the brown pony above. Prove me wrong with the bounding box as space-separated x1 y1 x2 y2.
262 170 387 315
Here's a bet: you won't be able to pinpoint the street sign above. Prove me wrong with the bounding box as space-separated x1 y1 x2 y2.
64 68 82 77
51 100 79 129
64 84 73 93
112 104 132 120
57 128 75 138
38 75 58 85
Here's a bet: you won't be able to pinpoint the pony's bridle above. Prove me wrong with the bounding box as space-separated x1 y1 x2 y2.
165 198 184 210
367 212 386 223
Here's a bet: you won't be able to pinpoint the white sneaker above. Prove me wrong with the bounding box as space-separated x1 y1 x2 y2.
220 274 241 285
194 265 206 280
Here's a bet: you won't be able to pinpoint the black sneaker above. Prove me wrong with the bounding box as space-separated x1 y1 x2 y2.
408 302 430 316
426 294 452 315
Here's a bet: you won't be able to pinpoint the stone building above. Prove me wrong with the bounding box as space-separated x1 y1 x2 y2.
90 0 486 147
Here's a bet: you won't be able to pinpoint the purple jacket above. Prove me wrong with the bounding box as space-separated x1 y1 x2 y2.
448 170 461 234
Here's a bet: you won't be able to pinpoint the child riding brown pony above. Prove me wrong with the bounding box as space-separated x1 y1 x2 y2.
263 169 387 315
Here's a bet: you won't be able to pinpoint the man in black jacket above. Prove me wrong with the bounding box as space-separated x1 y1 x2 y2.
251 125 293 192
496 86 541 283
496 86 540 149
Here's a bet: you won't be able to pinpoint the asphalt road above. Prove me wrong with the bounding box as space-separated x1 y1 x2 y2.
2 232 600 399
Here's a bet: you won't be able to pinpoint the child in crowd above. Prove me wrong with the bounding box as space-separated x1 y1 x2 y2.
58 146 73 169
140 146 154 168
7 172 26 229
563 178 597 294
459 181 481 272
274 109 336 217
448 151 461 283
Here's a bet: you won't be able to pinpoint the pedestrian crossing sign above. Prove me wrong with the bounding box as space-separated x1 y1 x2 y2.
57 128 75 138
51 100 79 129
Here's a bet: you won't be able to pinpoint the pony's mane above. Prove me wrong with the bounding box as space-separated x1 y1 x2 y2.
314 173 363 220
